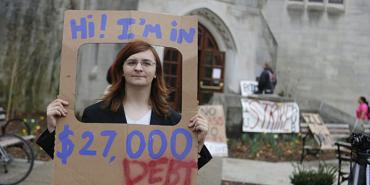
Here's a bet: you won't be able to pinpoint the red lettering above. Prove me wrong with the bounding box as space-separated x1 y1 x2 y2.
122 159 148 185
148 157 168 184
164 159 197 185
122 158 197 185
164 159 180 185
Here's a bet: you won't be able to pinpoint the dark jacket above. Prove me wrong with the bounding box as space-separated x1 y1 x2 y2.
257 68 273 94
36 101 212 169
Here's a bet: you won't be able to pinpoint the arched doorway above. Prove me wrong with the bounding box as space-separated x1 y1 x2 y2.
163 24 225 111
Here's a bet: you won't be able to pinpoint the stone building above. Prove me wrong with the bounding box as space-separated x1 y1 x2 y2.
125 0 370 131
1 0 369 129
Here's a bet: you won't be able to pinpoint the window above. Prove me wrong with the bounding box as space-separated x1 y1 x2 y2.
163 48 182 112
287 0 345 12
328 0 343 4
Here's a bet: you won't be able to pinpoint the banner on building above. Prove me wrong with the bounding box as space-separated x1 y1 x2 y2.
199 105 228 157
241 98 299 133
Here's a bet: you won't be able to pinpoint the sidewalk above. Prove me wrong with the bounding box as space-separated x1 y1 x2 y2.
223 158 294 185
222 158 348 185
19 160 52 185
18 158 348 185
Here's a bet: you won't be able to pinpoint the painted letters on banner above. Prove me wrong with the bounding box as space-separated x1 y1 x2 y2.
241 99 299 133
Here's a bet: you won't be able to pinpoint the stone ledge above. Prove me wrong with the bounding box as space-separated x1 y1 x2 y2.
306 1 325 11
326 3 345 13
247 94 295 102
287 1 305 10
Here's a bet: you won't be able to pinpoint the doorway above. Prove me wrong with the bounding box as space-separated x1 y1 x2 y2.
163 24 225 111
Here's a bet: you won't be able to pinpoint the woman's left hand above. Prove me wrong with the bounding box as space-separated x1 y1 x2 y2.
188 113 209 153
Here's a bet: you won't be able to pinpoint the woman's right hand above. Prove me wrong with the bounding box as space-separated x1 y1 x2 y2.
46 99 69 133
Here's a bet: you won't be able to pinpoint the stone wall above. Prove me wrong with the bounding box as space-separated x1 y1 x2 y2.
262 0 370 116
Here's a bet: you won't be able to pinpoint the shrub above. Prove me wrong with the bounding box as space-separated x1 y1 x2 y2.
290 163 337 185
22 117 43 135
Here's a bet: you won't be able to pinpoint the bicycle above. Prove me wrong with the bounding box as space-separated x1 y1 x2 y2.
0 107 34 185
0 134 34 185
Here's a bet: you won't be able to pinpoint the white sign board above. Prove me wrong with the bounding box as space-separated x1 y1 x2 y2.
241 98 300 133
240 81 258 96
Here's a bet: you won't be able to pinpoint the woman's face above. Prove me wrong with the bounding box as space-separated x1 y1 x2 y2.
122 50 157 88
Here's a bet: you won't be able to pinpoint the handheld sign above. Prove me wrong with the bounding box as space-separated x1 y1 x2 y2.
302 113 333 149
55 10 198 185
199 105 228 157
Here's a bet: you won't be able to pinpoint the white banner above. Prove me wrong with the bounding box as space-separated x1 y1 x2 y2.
241 98 300 133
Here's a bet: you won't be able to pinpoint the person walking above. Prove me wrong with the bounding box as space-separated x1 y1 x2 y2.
353 96 369 133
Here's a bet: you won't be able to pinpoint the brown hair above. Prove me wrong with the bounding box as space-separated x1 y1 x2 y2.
102 40 170 118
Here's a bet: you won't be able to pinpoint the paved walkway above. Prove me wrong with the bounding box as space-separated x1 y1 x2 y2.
223 158 294 185
16 158 349 185
222 158 349 185
222 158 348 185
18 160 52 185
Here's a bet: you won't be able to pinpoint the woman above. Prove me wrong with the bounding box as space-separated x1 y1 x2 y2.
37 40 212 169
356 96 369 120
353 96 369 133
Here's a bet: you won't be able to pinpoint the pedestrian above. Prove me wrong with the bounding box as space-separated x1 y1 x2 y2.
36 40 212 169
353 96 369 133
356 96 369 120
256 63 276 94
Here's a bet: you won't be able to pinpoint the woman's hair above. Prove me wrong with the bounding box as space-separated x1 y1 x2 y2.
106 67 112 84
102 40 170 118
360 96 368 105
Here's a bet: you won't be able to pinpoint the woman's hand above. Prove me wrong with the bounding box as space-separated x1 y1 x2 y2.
46 99 69 133
188 114 208 153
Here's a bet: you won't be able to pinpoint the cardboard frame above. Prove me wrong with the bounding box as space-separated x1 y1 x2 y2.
55 10 198 185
